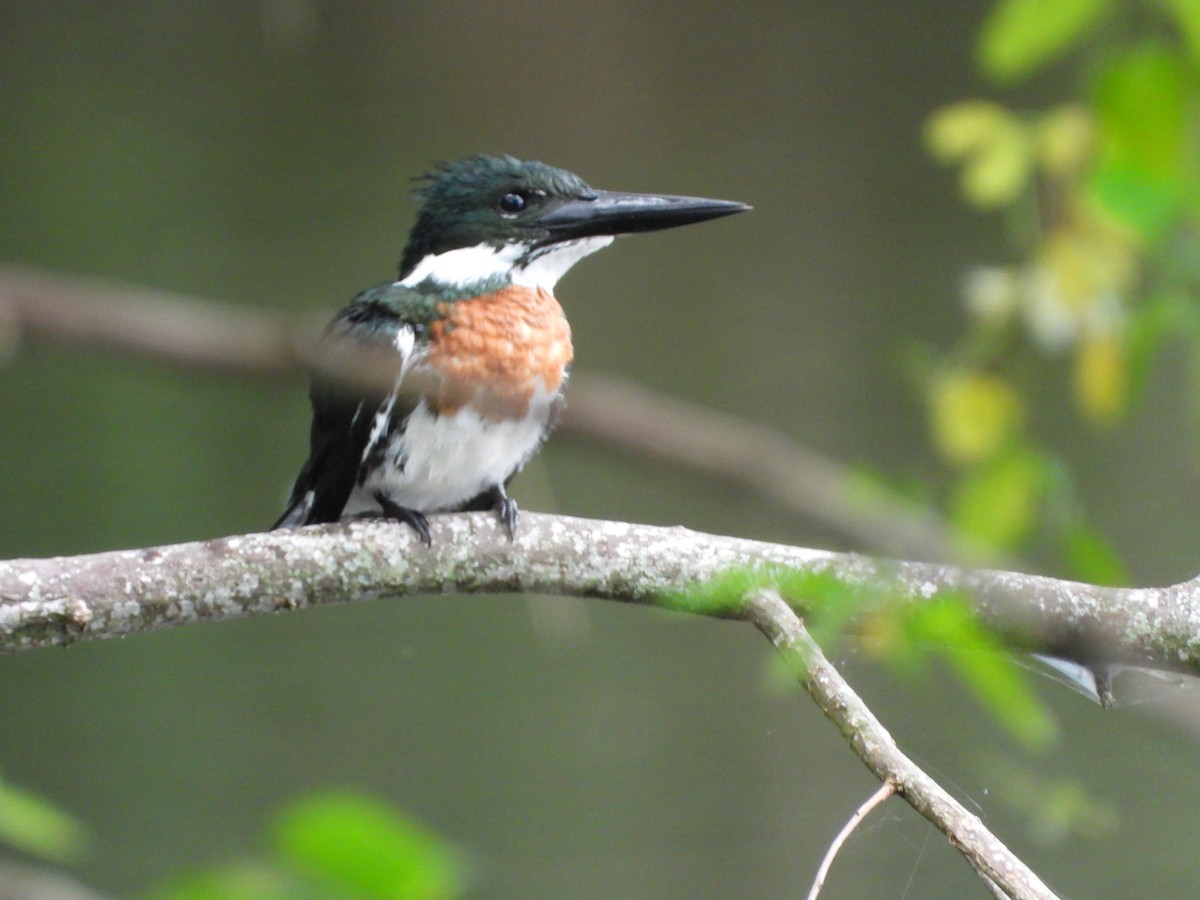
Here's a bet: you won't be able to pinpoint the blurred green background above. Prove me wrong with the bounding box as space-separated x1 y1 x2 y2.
3 2 1200 897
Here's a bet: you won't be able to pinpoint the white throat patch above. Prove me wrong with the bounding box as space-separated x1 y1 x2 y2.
514 236 613 290
399 236 613 293
399 243 523 289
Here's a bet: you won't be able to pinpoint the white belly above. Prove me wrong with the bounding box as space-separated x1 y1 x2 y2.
343 391 554 516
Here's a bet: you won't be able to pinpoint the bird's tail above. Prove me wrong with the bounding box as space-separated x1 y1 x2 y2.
271 490 314 530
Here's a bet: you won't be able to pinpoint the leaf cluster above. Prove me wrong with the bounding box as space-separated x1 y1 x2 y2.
917 0 1200 580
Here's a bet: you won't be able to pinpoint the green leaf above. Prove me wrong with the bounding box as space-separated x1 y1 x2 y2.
951 450 1046 549
1089 44 1193 236
1164 0 1200 66
1062 521 1129 586
1088 162 1182 239
0 775 87 863
665 566 777 617
986 756 1117 842
925 102 1033 208
1094 45 1189 175
777 570 884 650
903 595 1057 749
273 793 464 900
1125 294 1199 395
978 0 1114 83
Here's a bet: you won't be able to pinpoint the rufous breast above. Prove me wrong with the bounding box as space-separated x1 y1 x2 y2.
426 285 573 420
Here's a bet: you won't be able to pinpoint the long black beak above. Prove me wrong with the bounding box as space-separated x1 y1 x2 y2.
535 189 750 242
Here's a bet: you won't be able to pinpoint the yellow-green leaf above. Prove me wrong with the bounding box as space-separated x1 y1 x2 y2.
1074 333 1127 423
0 776 87 864
1036 105 1093 176
951 451 1045 548
925 101 1013 160
930 371 1023 465
1164 0 1200 67
963 135 1034 209
925 102 1032 209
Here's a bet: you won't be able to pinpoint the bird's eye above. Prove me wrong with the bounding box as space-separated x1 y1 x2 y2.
499 191 527 214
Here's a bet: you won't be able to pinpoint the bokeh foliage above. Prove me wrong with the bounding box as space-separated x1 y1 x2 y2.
924 0 1200 581
146 793 465 900
676 565 1058 750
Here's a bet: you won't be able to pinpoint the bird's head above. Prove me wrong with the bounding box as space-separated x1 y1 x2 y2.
397 154 748 292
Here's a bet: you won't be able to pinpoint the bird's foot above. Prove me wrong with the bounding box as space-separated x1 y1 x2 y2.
373 492 432 546
480 485 519 539
495 495 519 540
460 485 519 539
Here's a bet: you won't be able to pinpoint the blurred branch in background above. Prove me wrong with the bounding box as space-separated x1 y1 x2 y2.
0 265 987 566
561 374 1013 567
0 266 302 376
0 863 107 900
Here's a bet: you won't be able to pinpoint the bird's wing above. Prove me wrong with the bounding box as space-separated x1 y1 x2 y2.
272 282 430 528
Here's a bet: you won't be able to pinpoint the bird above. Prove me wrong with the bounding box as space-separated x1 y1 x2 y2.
273 154 749 542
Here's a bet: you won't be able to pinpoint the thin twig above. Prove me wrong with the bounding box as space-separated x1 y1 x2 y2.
806 781 895 900
745 588 1058 900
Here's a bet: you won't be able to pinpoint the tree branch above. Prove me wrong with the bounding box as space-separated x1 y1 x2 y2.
0 514 1105 896
747 590 1056 899
1 513 1196 676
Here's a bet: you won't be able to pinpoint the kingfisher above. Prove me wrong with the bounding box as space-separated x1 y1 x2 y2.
273 154 748 542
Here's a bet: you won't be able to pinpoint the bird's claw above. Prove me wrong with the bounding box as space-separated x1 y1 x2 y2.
374 492 432 545
495 495 519 540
